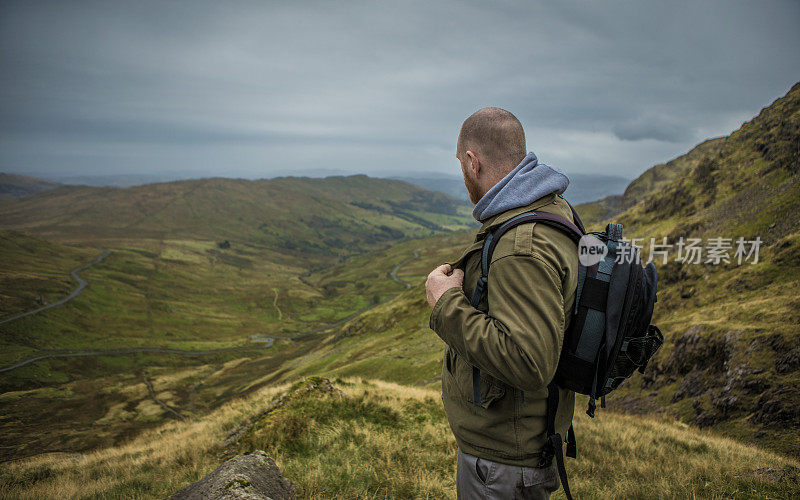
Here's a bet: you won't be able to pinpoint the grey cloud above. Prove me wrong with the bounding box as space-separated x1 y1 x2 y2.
1 0 799 179
613 116 695 143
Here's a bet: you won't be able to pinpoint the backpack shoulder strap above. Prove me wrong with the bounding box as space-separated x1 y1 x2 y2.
562 197 587 234
469 210 582 309
476 211 583 290
469 210 584 406
543 382 575 500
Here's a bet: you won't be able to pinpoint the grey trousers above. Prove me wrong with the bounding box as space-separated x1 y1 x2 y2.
456 450 560 500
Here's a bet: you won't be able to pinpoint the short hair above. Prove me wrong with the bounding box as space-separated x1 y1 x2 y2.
458 107 526 170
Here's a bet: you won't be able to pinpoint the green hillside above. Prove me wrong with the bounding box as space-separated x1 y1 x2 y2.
0 173 60 200
575 82 800 457
0 176 474 461
0 231 96 317
0 175 474 261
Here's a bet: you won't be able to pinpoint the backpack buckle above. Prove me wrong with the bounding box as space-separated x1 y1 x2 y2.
605 223 624 241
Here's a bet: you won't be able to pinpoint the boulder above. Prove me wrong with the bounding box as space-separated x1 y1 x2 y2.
170 451 295 500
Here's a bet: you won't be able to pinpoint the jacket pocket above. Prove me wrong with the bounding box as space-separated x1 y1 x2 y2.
445 347 454 375
450 352 506 409
470 372 506 409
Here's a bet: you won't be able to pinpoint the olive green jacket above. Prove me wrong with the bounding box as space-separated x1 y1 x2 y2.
429 193 578 466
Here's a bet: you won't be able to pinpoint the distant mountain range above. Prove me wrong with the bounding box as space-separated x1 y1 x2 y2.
0 175 475 263
4 169 629 206
0 173 61 200
390 173 630 204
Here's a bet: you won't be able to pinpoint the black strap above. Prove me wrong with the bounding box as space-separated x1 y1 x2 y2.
579 277 609 311
470 275 485 406
567 424 577 458
548 434 572 500
545 382 573 500
472 366 482 406
545 382 559 436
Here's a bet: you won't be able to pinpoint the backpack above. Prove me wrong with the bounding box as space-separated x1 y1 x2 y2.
469 201 663 500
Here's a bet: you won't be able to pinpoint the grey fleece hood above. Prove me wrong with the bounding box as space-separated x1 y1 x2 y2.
472 151 570 222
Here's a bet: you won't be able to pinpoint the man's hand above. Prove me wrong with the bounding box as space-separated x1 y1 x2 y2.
426 264 464 308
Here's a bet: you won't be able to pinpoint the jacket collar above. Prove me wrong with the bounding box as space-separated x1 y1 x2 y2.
448 193 560 270
476 192 559 238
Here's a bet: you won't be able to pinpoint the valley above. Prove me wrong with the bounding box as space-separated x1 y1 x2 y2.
1 83 800 497
0 176 474 461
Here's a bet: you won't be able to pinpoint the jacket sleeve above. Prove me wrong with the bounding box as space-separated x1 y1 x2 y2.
429 253 565 391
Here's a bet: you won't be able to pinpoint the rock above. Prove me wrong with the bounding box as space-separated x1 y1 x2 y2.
753 466 800 484
749 386 800 427
170 451 296 500
776 348 800 374
671 369 706 402
663 325 727 376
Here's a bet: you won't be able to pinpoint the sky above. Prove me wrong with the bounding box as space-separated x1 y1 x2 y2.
1 0 799 181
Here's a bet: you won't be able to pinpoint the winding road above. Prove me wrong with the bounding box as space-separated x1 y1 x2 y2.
0 247 422 374
389 249 420 289
0 248 110 326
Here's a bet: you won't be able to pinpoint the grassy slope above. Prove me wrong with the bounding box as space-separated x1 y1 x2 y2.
0 173 60 200
0 231 459 461
0 175 474 260
575 82 800 458
2 378 797 499
0 231 96 317
0 209 468 461
0 175 476 461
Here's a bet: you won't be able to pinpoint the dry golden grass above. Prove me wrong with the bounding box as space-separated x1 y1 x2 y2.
1 378 797 499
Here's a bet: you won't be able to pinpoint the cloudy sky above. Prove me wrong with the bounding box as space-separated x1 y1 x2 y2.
1 0 799 181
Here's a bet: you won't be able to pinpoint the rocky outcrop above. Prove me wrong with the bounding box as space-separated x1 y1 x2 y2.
662 325 727 377
169 451 296 500
750 387 800 427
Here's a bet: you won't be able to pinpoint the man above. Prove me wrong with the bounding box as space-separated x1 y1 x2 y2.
426 107 578 499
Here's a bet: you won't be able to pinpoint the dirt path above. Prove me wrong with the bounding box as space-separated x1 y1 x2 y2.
144 375 185 421
302 248 422 336
389 249 420 289
0 248 110 326
272 288 283 321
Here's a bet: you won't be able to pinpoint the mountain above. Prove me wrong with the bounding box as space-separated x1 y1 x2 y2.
0 176 474 461
575 81 800 457
3 86 799 497
0 175 475 261
388 174 470 201
0 173 61 200
48 174 186 188
391 172 630 205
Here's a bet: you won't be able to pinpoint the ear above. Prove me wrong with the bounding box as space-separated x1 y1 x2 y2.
466 150 480 177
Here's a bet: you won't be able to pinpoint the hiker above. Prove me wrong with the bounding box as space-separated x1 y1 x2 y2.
426 107 578 499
